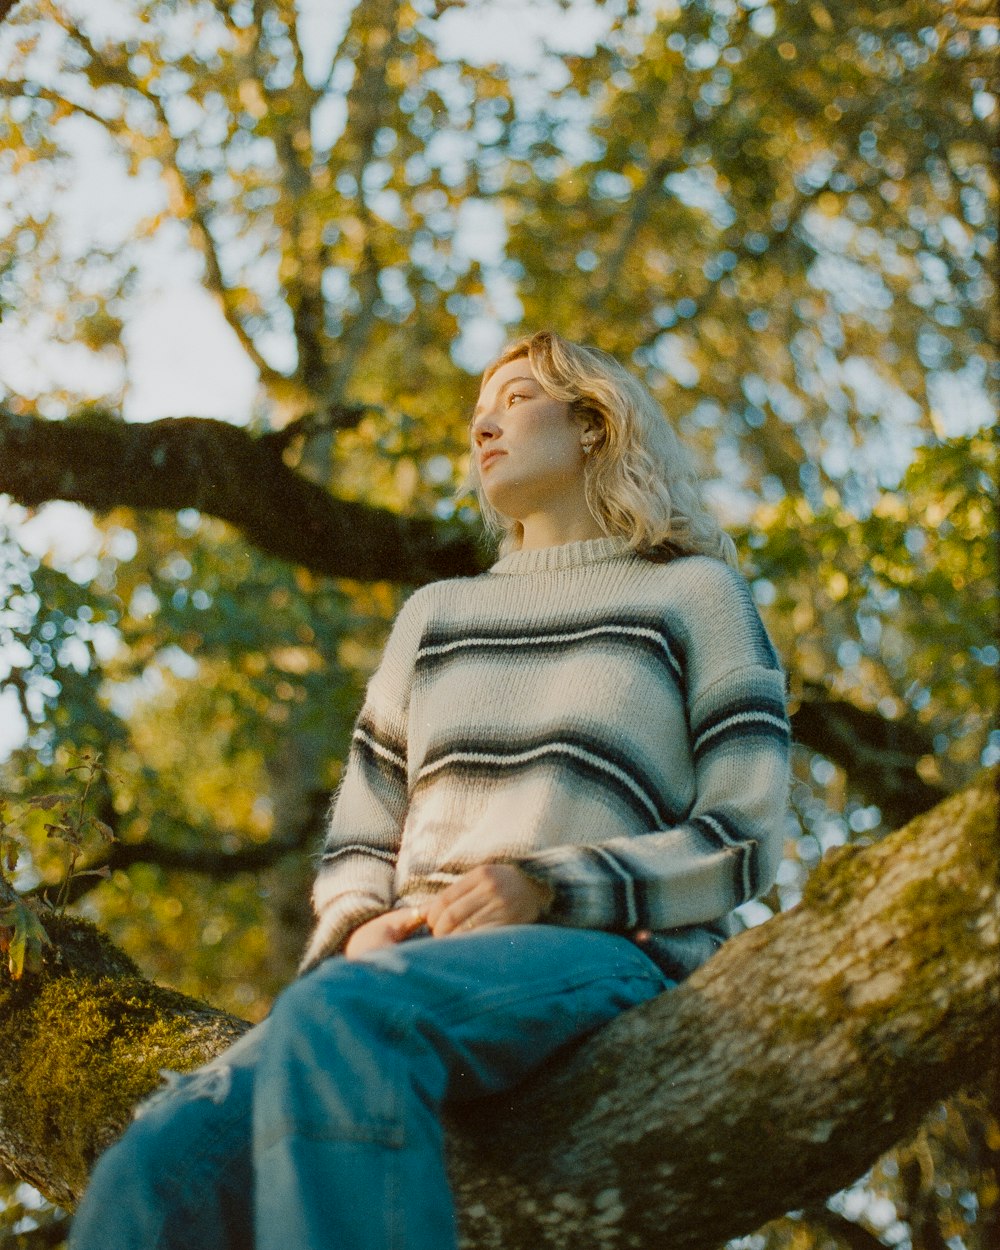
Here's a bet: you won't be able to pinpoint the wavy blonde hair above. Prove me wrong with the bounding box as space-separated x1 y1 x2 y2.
471 330 738 567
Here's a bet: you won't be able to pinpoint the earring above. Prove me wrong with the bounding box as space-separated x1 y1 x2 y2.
582 438 596 454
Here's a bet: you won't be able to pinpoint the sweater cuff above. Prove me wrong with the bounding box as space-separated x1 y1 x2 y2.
298 895 389 975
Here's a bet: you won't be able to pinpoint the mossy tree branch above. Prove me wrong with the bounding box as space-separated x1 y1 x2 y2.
1 772 996 1246
0 908 248 1209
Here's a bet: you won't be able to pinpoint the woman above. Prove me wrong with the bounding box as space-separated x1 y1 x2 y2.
70 331 790 1250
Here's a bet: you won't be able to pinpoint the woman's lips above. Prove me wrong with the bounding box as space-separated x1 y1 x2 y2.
480 449 506 471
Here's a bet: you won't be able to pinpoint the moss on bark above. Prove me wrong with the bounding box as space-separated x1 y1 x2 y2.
0 914 247 1208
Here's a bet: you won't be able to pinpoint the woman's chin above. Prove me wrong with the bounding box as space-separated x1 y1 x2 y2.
480 480 526 519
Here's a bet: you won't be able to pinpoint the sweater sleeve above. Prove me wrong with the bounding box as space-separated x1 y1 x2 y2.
298 593 424 972
512 575 791 932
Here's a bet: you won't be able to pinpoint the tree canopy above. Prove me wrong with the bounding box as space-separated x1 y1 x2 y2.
0 0 996 1246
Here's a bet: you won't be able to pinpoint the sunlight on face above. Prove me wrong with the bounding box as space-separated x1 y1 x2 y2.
471 358 601 547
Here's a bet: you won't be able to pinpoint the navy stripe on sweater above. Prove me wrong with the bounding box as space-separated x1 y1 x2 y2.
321 843 397 868
353 713 406 775
688 809 760 901
415 614 687 694
414 731 685 831
691 693 790 764
586 845 640 928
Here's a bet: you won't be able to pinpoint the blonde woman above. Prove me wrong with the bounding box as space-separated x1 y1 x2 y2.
71 331 791 1250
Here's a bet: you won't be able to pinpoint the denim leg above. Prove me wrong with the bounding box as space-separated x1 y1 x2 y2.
71 927 671 1250
253 926 671 1250
253 955 454 1250
69 1022 266 1250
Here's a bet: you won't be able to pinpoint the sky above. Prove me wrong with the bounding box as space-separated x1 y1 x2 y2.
0 0 627 761
0 0 624 422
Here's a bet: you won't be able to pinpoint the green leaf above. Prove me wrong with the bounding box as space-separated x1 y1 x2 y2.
88 819 116 843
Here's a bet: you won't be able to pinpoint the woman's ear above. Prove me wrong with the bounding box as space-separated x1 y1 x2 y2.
578 414 603 452
572 399 604 450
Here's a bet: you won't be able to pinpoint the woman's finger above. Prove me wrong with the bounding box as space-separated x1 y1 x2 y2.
424 872 481 928
429 884 493 936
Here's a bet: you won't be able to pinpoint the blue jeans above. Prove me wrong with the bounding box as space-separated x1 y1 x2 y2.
70 926 672 1250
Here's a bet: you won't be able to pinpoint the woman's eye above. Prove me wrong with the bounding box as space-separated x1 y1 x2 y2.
506 392 527 406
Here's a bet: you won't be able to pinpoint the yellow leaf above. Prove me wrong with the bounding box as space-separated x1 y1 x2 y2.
0 899 52 981
238 79 266 119
828 571 849 601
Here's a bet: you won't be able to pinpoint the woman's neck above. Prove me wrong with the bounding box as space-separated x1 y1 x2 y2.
519 511 606 551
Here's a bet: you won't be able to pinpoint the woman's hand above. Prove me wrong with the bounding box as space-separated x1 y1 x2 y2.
424 864 554 937
343 908 426 960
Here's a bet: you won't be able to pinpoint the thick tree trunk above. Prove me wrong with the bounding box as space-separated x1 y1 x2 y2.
1 779 996 1244
446 769 999 1249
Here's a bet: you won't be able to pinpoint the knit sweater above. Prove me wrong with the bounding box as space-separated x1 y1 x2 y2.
300 536 791 980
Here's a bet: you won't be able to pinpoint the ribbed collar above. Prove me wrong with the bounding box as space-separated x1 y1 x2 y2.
489 535 634 575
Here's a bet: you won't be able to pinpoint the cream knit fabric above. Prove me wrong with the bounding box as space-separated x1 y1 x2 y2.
301 536 791 978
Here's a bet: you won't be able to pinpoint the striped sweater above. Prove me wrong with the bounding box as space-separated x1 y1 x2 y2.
301 535 791 979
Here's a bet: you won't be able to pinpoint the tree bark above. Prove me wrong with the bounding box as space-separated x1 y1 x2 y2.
1 771 996 1246
0 408 482 584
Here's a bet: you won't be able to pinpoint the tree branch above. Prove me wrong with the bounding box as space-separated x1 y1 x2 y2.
14 689 943 908
173 171 291 391
27 789 330 909
0 402 960 824
790 685 948 828
587 154 685 314
800 1204 893 1250
250 0 331 400
0 79 122 130
0 407 482 583
1 771 996 1245
30 3 289 391
322 0 401 401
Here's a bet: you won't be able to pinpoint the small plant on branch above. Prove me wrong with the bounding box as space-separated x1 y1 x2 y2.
0 797 52 980
41 751 116 913
0 752 116 979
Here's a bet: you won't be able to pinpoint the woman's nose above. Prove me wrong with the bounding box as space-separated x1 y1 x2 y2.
472 416 499 444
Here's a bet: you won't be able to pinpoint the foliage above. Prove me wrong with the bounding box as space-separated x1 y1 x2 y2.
0 753 115 979
745 429 997 902
0 892 50 980
0 504 400 1011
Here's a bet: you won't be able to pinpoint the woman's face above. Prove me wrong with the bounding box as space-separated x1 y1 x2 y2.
471 357 593 528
